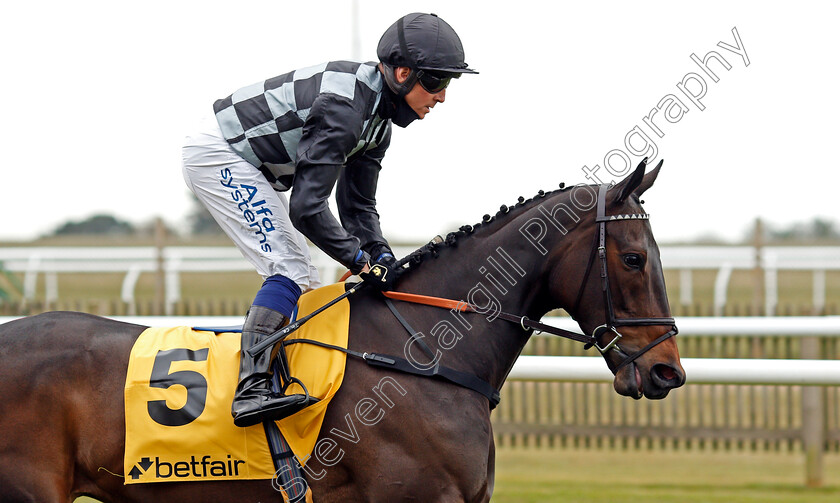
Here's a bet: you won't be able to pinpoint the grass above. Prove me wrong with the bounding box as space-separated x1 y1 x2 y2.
74 448 840 502
491 448 840 503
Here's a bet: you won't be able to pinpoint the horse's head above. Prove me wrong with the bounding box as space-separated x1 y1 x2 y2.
549 159 685 399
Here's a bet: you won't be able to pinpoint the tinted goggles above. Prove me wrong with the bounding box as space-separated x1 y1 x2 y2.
416 70 456 94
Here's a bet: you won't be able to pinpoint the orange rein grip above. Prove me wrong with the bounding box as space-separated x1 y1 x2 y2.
339 270 475 313
382 291 476 312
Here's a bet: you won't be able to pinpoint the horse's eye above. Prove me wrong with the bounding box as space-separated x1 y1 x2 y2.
623 253 644 269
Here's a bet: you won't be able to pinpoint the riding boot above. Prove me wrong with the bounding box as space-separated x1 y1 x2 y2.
231 305 319 427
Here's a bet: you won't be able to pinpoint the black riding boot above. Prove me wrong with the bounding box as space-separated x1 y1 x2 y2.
231 305 318 427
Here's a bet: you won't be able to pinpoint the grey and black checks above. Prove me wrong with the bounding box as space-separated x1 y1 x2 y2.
213 61 386 191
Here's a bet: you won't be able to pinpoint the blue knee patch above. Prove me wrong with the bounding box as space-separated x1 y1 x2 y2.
252 275 302 318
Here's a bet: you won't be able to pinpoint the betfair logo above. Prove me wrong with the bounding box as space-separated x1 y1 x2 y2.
128 457 153 479
129 455 245 480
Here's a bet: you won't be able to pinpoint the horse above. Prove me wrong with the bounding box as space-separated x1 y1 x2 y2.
0 160 684 502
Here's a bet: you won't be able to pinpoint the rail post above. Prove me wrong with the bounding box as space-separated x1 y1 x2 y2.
801 335 824 487
154 218 166 315
752 217 765 315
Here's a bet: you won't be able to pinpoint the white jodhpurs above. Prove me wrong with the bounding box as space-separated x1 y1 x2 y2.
181 116 320 291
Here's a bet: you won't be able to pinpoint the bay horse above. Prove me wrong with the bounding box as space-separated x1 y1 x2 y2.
0 160 684 502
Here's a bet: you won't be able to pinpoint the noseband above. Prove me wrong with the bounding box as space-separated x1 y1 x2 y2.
570 184 678 372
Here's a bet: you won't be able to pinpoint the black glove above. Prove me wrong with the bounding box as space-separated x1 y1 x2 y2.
349 248 371 276
359 252 398 291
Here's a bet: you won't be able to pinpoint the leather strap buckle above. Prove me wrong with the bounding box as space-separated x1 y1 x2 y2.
593 325 622 354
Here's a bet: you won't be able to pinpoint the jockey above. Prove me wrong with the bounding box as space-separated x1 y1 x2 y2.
181 12 477 427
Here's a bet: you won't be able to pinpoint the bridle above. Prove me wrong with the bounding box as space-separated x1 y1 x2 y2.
568 183 678 372
384 183 678 374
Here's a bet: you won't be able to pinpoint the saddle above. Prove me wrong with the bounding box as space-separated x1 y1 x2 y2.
123 283 351 486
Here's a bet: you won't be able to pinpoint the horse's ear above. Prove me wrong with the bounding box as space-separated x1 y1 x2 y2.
612 158 648 203
634 159 664 198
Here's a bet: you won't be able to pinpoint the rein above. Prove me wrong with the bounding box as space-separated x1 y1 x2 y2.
381 289 675 375
382 291 594 345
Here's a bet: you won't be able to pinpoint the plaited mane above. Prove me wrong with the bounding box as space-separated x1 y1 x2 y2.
403 183 574 269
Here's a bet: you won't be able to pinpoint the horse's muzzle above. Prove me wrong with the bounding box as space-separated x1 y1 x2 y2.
613 359 685 400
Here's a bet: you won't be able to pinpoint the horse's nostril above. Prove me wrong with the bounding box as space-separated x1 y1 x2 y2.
659 366 676 381
651 363 684 389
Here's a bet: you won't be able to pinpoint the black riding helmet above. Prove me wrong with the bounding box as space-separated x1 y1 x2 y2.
377 13 478 98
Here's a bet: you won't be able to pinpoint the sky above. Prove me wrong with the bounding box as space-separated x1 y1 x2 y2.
1 0 838 244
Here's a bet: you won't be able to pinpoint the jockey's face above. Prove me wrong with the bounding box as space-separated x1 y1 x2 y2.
394 66 446 120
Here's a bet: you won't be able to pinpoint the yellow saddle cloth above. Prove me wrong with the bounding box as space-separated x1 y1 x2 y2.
123 282 349 484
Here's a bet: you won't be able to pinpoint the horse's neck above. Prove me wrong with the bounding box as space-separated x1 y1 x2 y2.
397 225 562 390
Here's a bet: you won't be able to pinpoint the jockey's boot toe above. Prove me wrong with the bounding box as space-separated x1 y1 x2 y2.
232 389 320 427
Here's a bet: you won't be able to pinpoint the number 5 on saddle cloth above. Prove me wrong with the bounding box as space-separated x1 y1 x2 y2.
123 283 351 497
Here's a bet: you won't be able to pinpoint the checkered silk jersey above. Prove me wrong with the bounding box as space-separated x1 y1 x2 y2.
213 61 391 192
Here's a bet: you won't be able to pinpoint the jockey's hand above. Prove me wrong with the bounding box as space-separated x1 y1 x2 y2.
359 253 397 291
